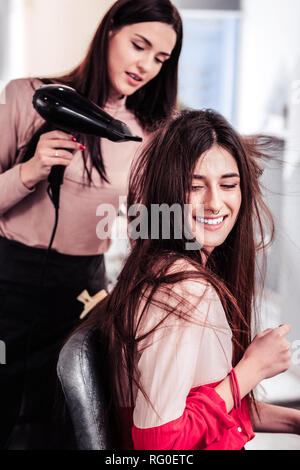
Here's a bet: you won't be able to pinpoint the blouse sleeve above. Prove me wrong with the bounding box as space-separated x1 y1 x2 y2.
132 279 237 450
0 79 39 215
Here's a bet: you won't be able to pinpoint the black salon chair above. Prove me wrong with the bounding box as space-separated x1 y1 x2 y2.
57 325 116 450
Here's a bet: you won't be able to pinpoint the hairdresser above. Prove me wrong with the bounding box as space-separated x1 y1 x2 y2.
0 0 182 449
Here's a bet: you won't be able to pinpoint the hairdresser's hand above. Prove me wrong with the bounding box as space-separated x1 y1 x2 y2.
20 130 85 189
242 324 291 382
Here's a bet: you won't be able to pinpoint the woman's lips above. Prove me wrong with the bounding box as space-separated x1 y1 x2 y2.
125 72 142 86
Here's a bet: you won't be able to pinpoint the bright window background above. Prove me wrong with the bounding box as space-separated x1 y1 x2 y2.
178 10 240 124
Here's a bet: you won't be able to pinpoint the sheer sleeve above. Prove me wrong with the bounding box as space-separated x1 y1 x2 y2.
132 277 237 450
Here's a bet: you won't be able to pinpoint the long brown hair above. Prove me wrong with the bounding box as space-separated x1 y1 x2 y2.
83 109 276 443
21 0 183 183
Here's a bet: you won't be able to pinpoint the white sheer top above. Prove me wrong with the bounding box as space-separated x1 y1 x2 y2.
124 261 233 429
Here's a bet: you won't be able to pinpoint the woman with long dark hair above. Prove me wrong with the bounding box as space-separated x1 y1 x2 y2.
0 0 182 449
88 109 300 450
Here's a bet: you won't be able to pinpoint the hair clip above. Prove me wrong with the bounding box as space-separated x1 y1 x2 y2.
77 289 108 320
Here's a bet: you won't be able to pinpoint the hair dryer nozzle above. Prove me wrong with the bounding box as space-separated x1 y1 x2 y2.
32 84 143 143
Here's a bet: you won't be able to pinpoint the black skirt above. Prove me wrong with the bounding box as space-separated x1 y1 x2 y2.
0 236 107 449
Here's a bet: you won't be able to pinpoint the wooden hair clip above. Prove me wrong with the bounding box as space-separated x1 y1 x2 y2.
77 289 108 320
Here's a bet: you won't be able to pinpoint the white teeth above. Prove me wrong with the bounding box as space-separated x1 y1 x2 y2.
195 216 224 225
128 73 141 81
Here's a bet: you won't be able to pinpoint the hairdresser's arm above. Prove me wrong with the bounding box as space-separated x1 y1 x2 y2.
215 324 292 413
0 80 80 214
249 401 300 434
0 80 37 215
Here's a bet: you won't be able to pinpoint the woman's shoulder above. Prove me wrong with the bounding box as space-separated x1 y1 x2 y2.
164 258 230 332
166 258 212 296
4 77 45 149
4 77 44 115
136 256 228 341
145 256 220 316
5 77 43 98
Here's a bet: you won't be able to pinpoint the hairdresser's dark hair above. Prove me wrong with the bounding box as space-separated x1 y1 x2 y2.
21 0 183 183
81 109 277 446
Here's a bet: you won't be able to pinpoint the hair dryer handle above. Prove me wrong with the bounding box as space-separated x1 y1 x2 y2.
48 165 65 186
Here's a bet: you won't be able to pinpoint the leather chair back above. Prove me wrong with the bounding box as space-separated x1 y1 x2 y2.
57 325 116 450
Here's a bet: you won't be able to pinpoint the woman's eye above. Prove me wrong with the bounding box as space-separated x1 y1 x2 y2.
132 42 144 51
132 42 165 65
221 184 238 189
191 186 204 191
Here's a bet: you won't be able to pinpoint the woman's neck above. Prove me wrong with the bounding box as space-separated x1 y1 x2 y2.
105 93 127 111
107 89 126 104
200 248 214 266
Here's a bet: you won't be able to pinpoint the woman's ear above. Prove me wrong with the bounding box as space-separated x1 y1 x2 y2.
108 19 115 38
109 28 118 40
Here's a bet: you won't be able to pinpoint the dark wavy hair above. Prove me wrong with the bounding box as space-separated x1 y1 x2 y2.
21 0 183 183
80 109 278 446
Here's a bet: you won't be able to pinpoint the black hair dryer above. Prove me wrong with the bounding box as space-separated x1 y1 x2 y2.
33 84 142 209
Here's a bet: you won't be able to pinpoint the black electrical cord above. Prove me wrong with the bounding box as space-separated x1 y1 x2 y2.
46 181 61 252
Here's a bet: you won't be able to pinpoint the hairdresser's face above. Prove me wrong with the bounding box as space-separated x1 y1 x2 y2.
107 22 177 100
189 144 242 254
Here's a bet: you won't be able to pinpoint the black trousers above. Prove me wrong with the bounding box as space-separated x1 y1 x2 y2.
0 237 106 449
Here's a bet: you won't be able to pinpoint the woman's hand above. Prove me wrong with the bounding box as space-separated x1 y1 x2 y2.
215 324 292 413
242 324 291 382
20 130 85 189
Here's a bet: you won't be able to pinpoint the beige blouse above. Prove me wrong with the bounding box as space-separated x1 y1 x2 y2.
0 78 147 255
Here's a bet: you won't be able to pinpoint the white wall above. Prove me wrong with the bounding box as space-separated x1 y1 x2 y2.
22 0 114 77
237 0 300 134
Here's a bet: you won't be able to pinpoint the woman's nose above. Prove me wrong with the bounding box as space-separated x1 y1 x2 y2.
204 187 223 213
137 53 153 73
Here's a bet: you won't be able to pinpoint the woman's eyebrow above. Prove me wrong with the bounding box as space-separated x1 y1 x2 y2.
193 173 240 179
221 173 240 179
134 34 171 57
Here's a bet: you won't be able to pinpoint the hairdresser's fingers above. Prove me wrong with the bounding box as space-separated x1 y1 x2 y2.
43 139 84 151
47 149 75 161
40 130 76 141
47 157 74 167
36 149 74 165
42 155 74 168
